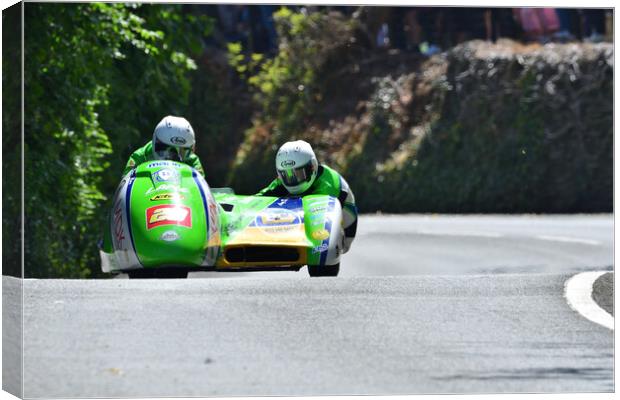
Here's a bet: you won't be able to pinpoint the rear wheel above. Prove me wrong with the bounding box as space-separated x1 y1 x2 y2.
307 263 339 277
127 268 188 279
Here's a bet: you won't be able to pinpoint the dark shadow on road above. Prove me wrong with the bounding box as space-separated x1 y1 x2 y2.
434 367 611 382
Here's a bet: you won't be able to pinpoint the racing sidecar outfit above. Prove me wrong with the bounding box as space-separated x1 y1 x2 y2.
257 164 358 253
122 141 205 177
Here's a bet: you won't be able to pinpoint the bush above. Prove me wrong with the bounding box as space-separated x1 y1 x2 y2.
387 41 614 213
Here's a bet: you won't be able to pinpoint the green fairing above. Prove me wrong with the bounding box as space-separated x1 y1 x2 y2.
102 161 342 273
131 163 207 266
122 141 205 177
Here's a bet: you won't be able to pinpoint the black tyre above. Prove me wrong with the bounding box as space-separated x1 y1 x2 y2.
127 268 188 279
307 263 339 277
127 269 155 279
155 268 189 279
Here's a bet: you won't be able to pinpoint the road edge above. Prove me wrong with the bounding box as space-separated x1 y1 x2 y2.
564 271 614 330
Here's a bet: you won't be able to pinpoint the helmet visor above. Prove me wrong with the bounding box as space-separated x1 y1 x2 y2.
277 162 315 187
154 138 192 161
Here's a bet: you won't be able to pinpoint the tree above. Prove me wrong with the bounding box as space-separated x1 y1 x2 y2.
23 3 209 277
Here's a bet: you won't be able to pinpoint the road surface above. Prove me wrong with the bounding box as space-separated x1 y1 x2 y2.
3 214 614 397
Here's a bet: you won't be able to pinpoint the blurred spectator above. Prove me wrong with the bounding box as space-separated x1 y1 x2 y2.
205 5 610 62
403 8 422 51
388 7 407 50
418 8 443 53
400 8 443 54
444 8 489 45
364 7 392 49
604 10 613 41
554 8 578 41
488 8 523 42
581 9 606 41
513 8 560 43
376 23 390 48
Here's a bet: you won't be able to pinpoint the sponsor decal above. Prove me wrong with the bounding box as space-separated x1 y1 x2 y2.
160 230 180 242
253 209 302 235
152 168 178 183
310 206 328 214
311 229 330 241
170 136 187 145
258 212 297 225
150 193 185 201
269 197 302 211
280 160 296 168
309 214 326 225
145 184 189 195
128 159 135 168
146 205 191 230
255 209 301 226
258 224 298 235
306 199 331 206
113 200 125 246
147 161 176 168
313 244 329 253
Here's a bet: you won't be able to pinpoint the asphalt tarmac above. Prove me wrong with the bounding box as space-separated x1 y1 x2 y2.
3 214 614 397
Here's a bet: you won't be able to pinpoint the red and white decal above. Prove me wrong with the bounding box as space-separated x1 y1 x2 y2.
113 200 125 248
146 205 192 230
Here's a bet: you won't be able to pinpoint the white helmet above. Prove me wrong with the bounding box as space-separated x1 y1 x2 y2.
275 140 319 195
152 116 196 161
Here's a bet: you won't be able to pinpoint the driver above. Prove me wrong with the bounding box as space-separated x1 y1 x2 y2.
257 140 358 253
122 115 205 177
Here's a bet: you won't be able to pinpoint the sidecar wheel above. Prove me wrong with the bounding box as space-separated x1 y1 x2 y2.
307 263 339 277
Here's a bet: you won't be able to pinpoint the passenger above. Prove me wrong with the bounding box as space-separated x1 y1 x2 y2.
257 140 358 253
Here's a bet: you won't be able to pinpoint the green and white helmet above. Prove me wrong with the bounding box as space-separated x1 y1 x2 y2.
152 116 195 161
275 140 319 195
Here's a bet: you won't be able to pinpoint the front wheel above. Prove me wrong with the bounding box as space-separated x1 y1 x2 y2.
307 263 339 277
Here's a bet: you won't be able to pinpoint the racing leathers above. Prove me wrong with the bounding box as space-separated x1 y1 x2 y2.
121 141 205 177
257 164 358 253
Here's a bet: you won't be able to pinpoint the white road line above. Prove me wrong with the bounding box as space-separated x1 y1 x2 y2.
564 271 614 330
537 235 601 246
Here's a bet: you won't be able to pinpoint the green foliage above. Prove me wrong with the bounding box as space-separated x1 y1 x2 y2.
228 8 364 193
97 4 210 194
23 3 209 277
248 8 359 129
227 42 264 80
2 4 23 277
